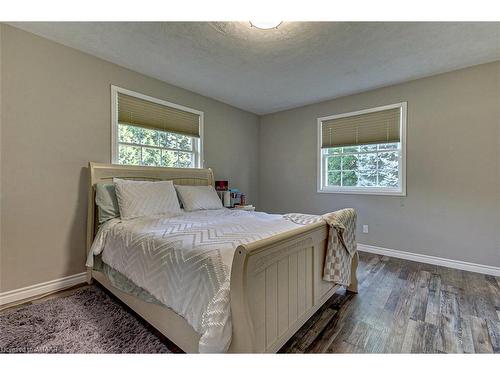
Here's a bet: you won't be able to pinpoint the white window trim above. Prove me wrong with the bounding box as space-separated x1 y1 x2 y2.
316 102 407 196
110 85 204 168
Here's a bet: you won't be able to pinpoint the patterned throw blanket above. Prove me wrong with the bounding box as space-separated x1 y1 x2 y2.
283 208 357 286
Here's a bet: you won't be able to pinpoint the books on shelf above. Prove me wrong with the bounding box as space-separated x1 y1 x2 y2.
232 204 255 211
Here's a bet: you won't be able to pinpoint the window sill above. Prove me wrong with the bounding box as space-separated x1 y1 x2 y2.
317 188 406 196
111 162 202 170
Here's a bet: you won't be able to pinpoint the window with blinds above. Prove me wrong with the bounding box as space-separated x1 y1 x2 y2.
111 86 203 168
317 103 406 195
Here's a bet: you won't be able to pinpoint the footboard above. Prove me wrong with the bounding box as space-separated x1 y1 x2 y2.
228 221 358 353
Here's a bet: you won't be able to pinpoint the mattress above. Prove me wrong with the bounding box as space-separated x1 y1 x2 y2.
87 208 301 353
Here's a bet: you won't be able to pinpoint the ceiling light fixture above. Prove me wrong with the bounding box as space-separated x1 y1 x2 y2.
249 21 282 30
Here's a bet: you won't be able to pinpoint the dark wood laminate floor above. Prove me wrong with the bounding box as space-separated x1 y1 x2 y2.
279 252 500 353
5 252 498 353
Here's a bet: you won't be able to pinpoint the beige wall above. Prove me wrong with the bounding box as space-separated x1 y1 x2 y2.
0 25 260 292
259 61 500 267
1 24 499 295
0 25 3 287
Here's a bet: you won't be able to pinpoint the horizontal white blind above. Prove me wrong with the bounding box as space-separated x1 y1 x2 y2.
322 107 401 148
118 93 200 138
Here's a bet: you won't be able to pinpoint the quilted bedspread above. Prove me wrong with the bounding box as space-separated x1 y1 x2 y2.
87 209 300 353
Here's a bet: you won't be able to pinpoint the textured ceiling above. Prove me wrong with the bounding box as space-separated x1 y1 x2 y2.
10 22 500 114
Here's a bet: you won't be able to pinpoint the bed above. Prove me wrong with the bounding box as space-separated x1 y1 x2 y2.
86 162 358 353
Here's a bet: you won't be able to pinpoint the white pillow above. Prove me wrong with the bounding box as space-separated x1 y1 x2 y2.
113 178 181 219
175 185 223 212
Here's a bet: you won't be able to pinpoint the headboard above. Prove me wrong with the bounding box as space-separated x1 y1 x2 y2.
86 162 215 256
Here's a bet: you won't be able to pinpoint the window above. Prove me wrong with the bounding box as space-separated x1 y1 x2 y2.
317 102 406 195
111 86 203 168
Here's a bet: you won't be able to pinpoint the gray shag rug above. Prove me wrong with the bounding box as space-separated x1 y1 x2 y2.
0 286 174 353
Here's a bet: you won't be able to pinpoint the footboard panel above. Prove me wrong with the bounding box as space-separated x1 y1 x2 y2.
254 245 315 350
229 222 340 353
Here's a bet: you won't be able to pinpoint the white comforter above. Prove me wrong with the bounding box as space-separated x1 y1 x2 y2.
87 209 300 353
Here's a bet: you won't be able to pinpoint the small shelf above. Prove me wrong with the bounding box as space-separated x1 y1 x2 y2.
229 206 255 211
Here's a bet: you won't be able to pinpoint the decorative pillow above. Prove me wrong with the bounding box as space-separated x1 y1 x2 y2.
95 183 120 224
113 178 181 220
174 185 223 212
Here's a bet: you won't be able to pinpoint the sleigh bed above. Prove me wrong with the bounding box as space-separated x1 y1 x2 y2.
86 162 358 353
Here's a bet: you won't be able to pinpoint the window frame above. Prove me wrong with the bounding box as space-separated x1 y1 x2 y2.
317 102 407 196
110 85 204 168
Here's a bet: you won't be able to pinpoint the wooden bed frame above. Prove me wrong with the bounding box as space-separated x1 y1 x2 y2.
86 162 358 353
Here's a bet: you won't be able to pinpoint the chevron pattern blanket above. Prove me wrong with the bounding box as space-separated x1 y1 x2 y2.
87 209 300 353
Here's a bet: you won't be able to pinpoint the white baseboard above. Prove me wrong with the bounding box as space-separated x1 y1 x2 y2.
0 272 87 306
358 243 500 277
1 245 498 306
